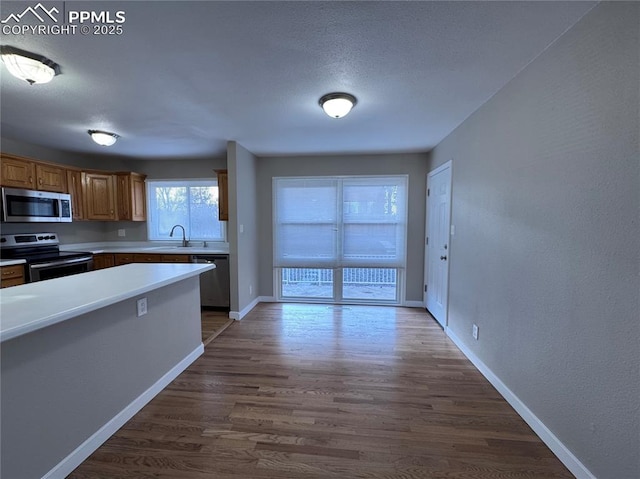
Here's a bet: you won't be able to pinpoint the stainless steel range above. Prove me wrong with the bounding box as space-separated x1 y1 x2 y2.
0 233 93 283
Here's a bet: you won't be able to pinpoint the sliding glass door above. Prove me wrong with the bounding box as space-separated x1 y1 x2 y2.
274 176 407 304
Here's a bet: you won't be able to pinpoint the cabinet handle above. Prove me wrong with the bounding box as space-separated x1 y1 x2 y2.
29 176 33 184
39 178 43 184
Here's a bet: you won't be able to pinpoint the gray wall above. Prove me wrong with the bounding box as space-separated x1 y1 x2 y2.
0 136 132 170
1 276 202 478
256 152 429 303
429 3 639 478
227 141 260 315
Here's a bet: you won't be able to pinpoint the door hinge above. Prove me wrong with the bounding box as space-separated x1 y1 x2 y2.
426 236 429 245
427 188 430 196
424 284 428 292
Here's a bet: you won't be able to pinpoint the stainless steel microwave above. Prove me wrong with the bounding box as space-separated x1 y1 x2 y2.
1 187 72 223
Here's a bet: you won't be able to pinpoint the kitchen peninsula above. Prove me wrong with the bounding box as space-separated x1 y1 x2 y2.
0 262 214 479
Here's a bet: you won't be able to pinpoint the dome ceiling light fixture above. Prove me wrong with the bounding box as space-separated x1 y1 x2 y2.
319 92 357 119
88 130 119 147
0 45 60 85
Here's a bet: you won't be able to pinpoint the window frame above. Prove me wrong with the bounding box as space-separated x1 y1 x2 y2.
273 175 408 305
146 178 227 243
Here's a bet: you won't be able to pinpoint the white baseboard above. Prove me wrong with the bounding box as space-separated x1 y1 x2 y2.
229 296 263 320
43 344 205 479
445 328 596 479
403 300 424 308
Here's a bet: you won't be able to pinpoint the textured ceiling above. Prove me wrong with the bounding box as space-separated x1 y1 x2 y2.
0 1 596 159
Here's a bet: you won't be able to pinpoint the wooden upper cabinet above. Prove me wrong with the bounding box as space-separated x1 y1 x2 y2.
1 154 36 189
0 153 66 192
1 152 148 222
215 169 228 221
83 172 117 221
66 168 85 220
35 163 67 192
116 172 146 221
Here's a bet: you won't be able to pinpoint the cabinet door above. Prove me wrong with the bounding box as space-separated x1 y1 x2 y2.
160 254 191 263
215 169 228 221
66 169 85 220
116 173 146 221
0 264 25 288
116 174 132 221
114 254 135 265
84 172 117 220
93 254 115 270
131 174 146 221
0 155 36 189
133 254 158 263
36 164 67 192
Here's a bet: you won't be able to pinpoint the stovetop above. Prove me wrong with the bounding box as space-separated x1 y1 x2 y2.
0 233 93 263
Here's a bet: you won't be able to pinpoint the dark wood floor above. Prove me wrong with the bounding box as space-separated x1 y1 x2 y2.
201 309 234 346
68 303 573 478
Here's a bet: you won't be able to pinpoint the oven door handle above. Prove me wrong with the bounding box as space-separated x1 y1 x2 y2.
30 257 93 269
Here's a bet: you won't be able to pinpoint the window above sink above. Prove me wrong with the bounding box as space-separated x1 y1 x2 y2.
146 179 227 243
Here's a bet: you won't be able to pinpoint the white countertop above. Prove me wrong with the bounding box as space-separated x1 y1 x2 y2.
0 263 214 343
0 259 26 267
61 241 229 255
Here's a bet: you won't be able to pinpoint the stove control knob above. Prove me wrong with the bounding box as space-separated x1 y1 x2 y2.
0 238 6 243
38 236 44 240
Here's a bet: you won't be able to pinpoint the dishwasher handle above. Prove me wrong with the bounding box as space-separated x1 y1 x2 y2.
191 255 227 264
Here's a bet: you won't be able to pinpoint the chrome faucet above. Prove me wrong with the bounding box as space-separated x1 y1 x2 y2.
169 224 189 247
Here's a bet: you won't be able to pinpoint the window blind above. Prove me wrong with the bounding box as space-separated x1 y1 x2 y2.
273 176 408 269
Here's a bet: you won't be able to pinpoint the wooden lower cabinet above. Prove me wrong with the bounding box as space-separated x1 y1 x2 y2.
133 254 158 263
1 264 26 288
160 255 191 263
114 253 135 266
110 253 191 268
93 254 115 270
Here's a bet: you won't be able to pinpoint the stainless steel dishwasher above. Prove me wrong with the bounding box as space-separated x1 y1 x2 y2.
191 255 230 309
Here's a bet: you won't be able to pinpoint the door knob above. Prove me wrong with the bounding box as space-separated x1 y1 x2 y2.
440 255 448 261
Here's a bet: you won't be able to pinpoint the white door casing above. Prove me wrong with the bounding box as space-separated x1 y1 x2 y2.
424 161 452 327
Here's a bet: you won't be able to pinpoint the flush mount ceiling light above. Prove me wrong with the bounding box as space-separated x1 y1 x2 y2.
319 92 357 118
88 130 119 146
0 46 60 85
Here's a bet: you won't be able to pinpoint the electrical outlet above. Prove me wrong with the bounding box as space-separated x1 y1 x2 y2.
472 324 479 340
136 298 148 317
118 228 126 237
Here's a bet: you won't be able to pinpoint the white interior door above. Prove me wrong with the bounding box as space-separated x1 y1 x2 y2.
424 161 452 327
